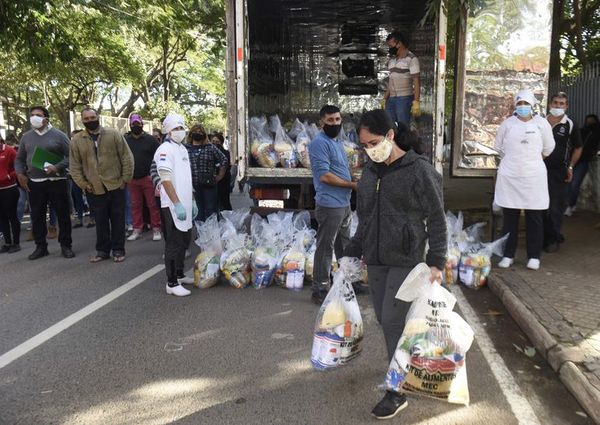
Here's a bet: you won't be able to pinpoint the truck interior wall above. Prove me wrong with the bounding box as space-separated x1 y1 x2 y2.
246 0 436 159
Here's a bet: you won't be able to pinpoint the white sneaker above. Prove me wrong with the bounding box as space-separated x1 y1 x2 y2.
127 231 142 241
564 206 573 217
166 283 191 296
152 230 162 241
498 257 514 268
178 275 195 285
527 259 540 270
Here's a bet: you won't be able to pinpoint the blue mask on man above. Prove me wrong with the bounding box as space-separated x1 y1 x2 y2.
515 105 532 118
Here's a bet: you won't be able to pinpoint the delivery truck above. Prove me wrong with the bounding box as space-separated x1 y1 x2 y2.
224 0 554 208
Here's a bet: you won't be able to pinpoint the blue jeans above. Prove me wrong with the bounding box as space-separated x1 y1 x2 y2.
568 160 589 208
385 95 413 126
194 185 219 223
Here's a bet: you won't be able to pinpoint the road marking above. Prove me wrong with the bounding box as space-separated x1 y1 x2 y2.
0 264 164 369
452 286 542 425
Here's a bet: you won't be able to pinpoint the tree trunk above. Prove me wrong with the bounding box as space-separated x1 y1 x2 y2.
572 0 588 68
549 0 564 82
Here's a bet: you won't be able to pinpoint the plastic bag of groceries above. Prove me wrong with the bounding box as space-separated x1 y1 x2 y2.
384 263 474 405
219 220 252 289
296 127 312 168
220 208 250 234
250 116 278 168
288 118 305 140
304 242 316 283
270 115 298 168
305 122 320 141
458 234 508 289
311 257 364 370
443 211 485 285
249 214 281 289
193 214 222 289
274 228 308 290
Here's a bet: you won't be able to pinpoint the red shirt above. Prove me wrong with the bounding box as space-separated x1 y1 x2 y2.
0 144 17 189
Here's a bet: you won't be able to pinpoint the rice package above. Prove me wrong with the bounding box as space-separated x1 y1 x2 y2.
311 257 364 370
193 214 222 288
250 116 278 168
219 221 251 289
270 115 297 168
458 234 508 289
385 263 474 405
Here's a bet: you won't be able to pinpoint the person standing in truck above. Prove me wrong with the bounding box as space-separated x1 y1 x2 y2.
384 31 421 126
344 109 446 420
308 105 356 305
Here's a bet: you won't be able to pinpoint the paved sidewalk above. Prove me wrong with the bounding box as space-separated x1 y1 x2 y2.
488 210 600 424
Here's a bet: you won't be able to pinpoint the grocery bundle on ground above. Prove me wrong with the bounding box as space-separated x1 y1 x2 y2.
249 114 366 178
444 211 508 289
193 209 319 290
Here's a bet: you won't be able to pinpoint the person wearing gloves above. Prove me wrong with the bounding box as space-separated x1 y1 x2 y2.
384 31 420 125
154 114 198 297
494 90 555 270
344 109 446 420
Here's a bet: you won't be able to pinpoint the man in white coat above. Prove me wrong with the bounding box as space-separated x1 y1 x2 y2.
494 89 555 270
154 114 198 296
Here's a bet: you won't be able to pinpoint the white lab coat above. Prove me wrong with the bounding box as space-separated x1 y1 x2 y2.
494 115 555 210
154 140 193 231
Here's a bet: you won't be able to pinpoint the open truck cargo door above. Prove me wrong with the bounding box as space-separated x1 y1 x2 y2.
226 0 448 199
450 1 554 177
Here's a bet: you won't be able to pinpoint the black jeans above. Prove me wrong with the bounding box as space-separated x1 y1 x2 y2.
193 185 219 222
544 168 568 246
161 208 190 284
217 180 232 211
28 179 72 248
0 186 20 245
502 208 544 259
87 188 126 256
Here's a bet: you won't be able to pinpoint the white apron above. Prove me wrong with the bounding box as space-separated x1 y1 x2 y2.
154 141 193 231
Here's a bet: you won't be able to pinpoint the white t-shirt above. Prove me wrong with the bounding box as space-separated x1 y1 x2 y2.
387 51 420 97
494 115 555 210
154 141 193 231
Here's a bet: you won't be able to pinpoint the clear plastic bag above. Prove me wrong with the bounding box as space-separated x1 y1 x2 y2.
458 234 508 289
311 257 364 370
443 211 485 285
249 214 281 289
270 115 298 168
385 264 474 405
193 214 222 288
274 229 309 290
305 122 320 141
219 220 251 289
250 116 278 168
296 128 312 168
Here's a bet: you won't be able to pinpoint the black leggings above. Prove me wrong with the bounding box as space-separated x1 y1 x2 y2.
501 208 544 260
0 186 20 245
161 208 191 284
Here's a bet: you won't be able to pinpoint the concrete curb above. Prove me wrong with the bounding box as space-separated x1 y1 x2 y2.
488 275 600 424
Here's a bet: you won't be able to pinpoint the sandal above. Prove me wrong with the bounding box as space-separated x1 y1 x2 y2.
90 254 110 263
113 254 126 263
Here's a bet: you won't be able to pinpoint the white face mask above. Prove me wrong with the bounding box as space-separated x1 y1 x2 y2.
30 115 45 129
365 136 393 163
549 108 565 117
170 130 187 144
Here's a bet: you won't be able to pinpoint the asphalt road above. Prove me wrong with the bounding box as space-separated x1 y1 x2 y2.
0 191 594 425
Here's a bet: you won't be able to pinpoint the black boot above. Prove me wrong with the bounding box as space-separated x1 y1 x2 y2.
29 245 49 260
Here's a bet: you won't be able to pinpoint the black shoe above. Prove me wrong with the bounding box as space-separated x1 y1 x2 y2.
8 244 21 253
558 234 565 243
544 242 559 253
0 245 10 253
352 281 368 295
29 246 49 260
371 391 408 420
61 246 76 258
311 289 328 305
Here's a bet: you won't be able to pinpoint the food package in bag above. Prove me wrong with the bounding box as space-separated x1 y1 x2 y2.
458 234 508 289
305 122 320 141
443 211 485 285
274 229 308 290
384 263 474 405
193 214 222 288
270 115 298 168
249 214 281 289
288 118 305 140
304 242 316 283
311 257 364 370
219 221 251 289
250 116 278 168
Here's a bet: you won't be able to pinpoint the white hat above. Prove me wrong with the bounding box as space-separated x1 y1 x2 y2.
162 114 186 134
514 90 537 107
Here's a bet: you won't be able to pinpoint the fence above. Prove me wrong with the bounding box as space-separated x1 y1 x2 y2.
549 63 600 212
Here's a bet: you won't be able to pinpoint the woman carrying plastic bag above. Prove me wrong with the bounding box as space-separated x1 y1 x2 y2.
311 257 364 370
343 110 447 420
384 263 474 405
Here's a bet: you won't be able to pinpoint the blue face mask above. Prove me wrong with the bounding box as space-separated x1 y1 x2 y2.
516 105 532 118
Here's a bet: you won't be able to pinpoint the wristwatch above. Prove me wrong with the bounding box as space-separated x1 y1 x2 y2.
568 165 574 170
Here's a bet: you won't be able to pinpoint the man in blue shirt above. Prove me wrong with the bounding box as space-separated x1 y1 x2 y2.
309 105 356 304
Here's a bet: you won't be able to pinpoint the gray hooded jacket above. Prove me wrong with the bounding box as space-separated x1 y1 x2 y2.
344 150 447 270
